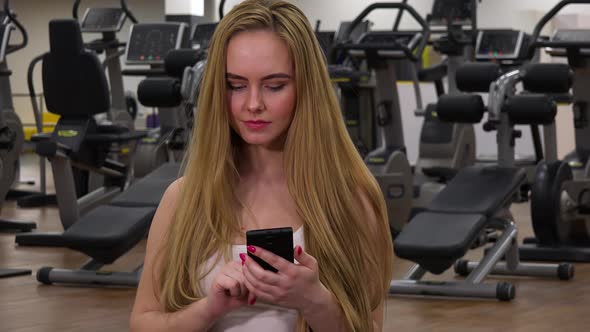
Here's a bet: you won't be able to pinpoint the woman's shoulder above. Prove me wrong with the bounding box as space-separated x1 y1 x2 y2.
151 177 185 229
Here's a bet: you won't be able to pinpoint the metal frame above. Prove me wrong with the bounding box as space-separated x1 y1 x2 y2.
39 259 142 287
390 217 568 301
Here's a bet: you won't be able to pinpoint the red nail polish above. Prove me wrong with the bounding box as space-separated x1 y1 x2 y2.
247 246 256 253
249 298 256 305
239 253 246 264
297 246 302 255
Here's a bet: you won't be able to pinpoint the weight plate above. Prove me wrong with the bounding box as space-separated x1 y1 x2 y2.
531 161 572 245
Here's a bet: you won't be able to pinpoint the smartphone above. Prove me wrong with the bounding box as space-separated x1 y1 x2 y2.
246 227 294 273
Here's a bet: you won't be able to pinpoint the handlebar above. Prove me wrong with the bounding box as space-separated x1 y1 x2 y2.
4 0 28 54
339 2 430 62
73 0 138 23
529 0 590 57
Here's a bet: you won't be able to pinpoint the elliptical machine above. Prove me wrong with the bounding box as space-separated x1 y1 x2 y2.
0 0 36 278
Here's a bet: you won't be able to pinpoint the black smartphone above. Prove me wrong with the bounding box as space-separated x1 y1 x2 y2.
246 227 294 273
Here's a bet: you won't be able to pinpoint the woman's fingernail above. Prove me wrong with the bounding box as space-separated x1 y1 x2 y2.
249 297 257 305
297 246 302 256
239 253 246 265
247 246 256 253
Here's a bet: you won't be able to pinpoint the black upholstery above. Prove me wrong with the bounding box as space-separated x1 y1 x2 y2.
522 63 573 94
111 179 174 207
428 166 525 216
504 95 557 125
456 62 502 93
63 205 155 264
42 20 110 117
436 94 485 124
138 78 182 108
164 49 205 78
395 166 526 274
111 163 180 207
395 212 487 274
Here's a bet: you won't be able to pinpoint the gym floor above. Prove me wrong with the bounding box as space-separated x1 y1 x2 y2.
1 154 589 332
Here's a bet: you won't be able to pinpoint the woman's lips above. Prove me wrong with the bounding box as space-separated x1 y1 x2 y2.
244 120 271 129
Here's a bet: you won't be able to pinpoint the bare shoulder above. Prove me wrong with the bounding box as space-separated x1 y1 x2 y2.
150 177 184 233
355 188 378 224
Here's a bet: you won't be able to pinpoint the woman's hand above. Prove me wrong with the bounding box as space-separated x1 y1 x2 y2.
206 260 250 320
241 245 330 312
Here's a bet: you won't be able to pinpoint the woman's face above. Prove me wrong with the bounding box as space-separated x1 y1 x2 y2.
226 29 296 149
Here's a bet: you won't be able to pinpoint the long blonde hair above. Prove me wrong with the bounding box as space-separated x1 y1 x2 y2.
159 1 393 330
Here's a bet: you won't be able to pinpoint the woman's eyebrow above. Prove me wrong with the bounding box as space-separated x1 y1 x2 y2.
226 73 292 81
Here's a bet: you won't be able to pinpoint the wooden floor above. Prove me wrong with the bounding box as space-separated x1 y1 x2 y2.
2 154 590 332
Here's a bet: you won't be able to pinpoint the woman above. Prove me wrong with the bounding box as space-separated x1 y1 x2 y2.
130 1 393 331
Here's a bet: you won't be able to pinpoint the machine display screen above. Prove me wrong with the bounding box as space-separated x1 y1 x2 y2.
429 0 473 26
476 30 523 60
192 23 218 50
553 29 590 43
80 8 126 32
335 21 370 43
126 23 184 64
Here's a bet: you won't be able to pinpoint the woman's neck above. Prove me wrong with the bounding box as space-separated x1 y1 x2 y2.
238 144 286 185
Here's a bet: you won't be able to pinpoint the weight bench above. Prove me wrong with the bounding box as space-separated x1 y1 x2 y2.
390 165 574 301
36 162 181 287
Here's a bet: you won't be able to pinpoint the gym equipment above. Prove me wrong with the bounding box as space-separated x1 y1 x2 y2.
412 0 479 215
36 162 180 287
0 0 34 279
390 61 574 301
35 46 198 286
324 19 374 158
74 0 139 130
24 0 142 202
122 22 189 178
519 0 590 262
333 2 429 235
15 20 146 248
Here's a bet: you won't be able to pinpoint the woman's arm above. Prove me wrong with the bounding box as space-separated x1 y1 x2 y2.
129 179 220 331
299 279 384 332
300 284 352 332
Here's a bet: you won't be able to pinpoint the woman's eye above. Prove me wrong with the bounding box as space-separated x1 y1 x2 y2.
267 84 285 92
228 83 246 91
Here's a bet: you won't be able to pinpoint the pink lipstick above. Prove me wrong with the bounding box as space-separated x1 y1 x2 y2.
244 120 271 129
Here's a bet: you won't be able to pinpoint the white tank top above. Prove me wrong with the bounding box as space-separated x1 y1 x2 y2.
201 227 305 332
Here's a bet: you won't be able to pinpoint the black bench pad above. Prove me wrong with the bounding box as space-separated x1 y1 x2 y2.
428 166 525 217
110 163 180 207
144 162 181 181
63 205 155 264
395 212 486 274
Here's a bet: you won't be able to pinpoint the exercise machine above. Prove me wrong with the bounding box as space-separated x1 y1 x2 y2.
0 0 35 278
122 22 189 177
34 38 204 286
520 0 590 262
391 57 574 301
15 19 146 247
334 2 429 234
